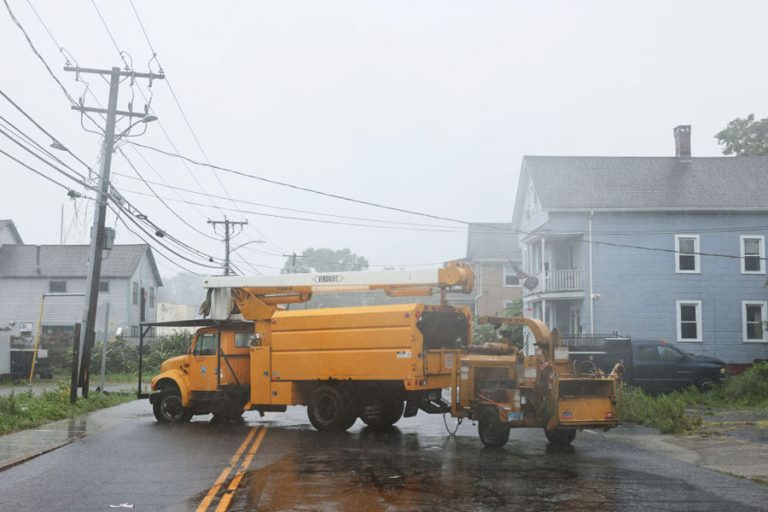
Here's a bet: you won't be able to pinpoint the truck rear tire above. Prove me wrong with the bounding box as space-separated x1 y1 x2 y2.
544 427 576 446
153 389 193 424
308 385 351 432
360 398 404 428
478 408 510 448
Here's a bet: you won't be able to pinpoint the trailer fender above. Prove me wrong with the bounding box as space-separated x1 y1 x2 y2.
150 371 192 407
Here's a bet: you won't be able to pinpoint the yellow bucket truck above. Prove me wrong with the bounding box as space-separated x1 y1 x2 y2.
142 263 621 448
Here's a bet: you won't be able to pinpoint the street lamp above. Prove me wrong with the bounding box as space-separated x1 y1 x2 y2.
116 114 157 140
230 239 266 253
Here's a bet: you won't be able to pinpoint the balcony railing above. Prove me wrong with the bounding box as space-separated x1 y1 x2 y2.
524 268 584 294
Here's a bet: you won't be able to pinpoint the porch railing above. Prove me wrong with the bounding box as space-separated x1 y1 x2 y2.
543 268 584 292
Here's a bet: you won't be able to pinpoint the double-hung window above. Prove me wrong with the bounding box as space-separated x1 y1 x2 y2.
743 301 767 342
676 300 702 342
675 235 700 273
740 236 765 274
502 265 520 286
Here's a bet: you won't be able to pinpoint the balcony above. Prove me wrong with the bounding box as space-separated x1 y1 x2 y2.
545 268 584 292
525 268 584 297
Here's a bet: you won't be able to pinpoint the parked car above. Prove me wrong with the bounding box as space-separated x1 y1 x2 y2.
568 337 727 393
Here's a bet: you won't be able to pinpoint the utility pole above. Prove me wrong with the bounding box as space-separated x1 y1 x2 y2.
282 252 305 273
66 65 164 398
208 218 248 275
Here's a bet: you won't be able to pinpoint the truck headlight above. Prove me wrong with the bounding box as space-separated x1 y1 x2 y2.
719 367 726 375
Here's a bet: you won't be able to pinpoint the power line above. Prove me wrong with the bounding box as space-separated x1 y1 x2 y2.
0 146 88 197
110 169 463 229
117 146 219 241
109 204 205 276
128 141 482 227
0 88 95 175
127 2 279 250
88 0 129 68
3 0 101 130
117 188 469 233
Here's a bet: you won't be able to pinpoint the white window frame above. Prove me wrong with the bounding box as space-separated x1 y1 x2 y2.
742 301 768 343
502 264 520 287
675 234 700 274
740 235 765 274
676 300 702 342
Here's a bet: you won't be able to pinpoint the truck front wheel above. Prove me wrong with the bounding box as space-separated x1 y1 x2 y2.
308 386 351 432
153 389 193 424
478 408 510 448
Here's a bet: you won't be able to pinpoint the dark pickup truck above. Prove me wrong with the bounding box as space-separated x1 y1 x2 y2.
568 337 727 393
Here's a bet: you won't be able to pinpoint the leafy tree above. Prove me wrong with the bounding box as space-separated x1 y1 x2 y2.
715 114 768 156
282 248 368 273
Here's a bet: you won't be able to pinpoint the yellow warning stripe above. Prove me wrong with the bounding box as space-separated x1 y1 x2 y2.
196 427 257 512
214 427 268 512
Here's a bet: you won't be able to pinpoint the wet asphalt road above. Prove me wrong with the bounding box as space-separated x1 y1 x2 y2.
0 400 766 511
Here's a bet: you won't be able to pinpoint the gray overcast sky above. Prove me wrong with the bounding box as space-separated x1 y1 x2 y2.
2 1 766 278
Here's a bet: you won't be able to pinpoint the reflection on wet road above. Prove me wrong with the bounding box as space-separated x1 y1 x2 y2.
0 401 766 511
218 408 767 512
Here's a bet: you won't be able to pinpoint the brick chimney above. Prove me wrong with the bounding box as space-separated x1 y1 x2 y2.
673 125 691 160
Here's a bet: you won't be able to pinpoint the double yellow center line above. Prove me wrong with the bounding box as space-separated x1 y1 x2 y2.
196 426 268 512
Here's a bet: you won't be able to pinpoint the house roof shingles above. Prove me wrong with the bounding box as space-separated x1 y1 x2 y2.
0 244 162 285
523 156 768 211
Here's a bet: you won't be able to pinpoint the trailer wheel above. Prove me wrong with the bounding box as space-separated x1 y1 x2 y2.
478 408 510 448
308 386 350 432
153 389 193 424
544 427 576 446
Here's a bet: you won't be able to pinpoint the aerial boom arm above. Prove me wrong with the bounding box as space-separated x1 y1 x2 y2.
202 262 474 321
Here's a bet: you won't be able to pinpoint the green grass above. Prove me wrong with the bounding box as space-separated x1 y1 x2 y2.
619 362 768 434
0 385 134 436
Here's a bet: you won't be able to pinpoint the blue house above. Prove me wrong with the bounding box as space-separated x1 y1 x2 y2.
511 126 768 369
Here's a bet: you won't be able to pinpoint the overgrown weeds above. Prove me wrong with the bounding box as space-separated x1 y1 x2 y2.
0 384 133 435
619 362 768 434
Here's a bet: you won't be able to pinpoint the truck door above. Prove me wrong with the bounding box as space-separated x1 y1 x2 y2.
656 345 691 391
189 331 219 391
632 344 661 392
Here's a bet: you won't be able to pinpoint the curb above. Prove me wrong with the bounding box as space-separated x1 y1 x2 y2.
0 436 82 473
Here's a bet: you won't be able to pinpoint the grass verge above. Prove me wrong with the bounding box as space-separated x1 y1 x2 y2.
0 385 134 436
619 362 768 434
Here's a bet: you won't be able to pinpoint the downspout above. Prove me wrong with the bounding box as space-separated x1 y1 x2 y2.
588 210 595 335
473 261 484 315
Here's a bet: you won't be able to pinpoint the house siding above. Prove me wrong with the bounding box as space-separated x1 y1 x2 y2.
541 211 768 365
472 262 523 316
0 251 160 344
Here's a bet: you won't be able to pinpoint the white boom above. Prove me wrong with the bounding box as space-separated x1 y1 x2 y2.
204 269 449 293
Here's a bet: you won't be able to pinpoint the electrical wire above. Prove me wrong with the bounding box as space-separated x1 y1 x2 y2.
127 2 278 249
128 141 483 227
116 188 469 233
3 0 102 131
111 170 463 229
0 146 89 197
117 147 219 241
0 88 95 175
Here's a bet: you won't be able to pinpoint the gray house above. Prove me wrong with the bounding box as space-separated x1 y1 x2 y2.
0 243 162 346
511 126 768 369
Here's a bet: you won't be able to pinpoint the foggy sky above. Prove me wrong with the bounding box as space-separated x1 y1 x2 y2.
3 1 767 279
